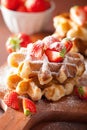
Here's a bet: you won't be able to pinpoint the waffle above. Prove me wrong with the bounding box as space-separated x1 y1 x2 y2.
7 50 85 101
53 6 87 56
6 35 85 101
18 52 85 84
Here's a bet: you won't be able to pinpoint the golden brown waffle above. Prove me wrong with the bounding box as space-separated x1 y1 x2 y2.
53 11 87 56
7 49 85 101
18 52 85 85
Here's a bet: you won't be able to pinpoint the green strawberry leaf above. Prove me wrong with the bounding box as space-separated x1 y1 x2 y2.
78 86 84 96
9 36 22 51
60 47 66 58
24 109 31 116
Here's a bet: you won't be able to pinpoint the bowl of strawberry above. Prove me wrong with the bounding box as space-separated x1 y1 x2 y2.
1 0 55 34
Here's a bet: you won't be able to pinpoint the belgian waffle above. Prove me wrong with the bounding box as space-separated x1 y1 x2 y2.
18 52 85 85
53 6 87 56
7 47 85 101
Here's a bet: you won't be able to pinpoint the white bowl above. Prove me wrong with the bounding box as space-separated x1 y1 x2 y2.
0 1 55 34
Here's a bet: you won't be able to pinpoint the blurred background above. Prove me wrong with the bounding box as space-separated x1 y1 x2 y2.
0 0 87 66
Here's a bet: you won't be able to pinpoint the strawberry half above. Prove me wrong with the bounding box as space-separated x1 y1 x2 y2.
44 37 73 63
43 36 60 50
70 5 87 26
45 48 66 62
74 86 87 100
23 98 36 116
4 91 20 110
61 38 73 52
30 40 44 60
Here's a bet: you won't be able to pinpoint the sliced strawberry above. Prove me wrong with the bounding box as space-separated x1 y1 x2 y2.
74 86 87 100
43 36 60 50
45 49 65 62
61 38 73 52
43 36 72 53
4 91 20 110
30 40 44 60
23 98 36 116
70 6 87 26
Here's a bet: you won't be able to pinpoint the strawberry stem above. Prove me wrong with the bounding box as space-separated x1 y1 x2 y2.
9 36 22 51
60 48 66 58
24 109 31 116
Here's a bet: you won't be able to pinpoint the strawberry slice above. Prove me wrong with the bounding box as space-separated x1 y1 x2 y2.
43 36 60 50
4 91 20 110
74 86 87 100
45 48 66 62
23 98 36 116
61 38 73 52
30 40 44 60
70 5 87 26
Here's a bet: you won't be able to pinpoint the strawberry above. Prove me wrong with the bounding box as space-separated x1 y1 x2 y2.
18 33 32 47
22 98 36 116
25 0 51 12
19 0 26 5
43 36 60 50
4 91 20 110
16 5 27 12
44 37 72 62
61 38 73 52
70 5 87 26
1 0 20 10
45 48 65 62
74 86 87 100
30 40 44 60
6 33 32 53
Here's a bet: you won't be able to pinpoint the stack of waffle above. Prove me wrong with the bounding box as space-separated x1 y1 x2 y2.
6 36 85 101
53 5 87 56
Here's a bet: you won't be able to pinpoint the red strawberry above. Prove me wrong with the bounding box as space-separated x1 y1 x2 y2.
61 38 73 52
23 98 36 116
30 40 44 60
43 36 60 50
1 0 20 10
4 91 20 110
74 86 87 100
45 49 65 62
44 37 72 62
18 33 32 47
16 5 27 12
19 0 25 5
84 6 87 14
6 33 32 53
25 0 51 12
70 6 87 26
